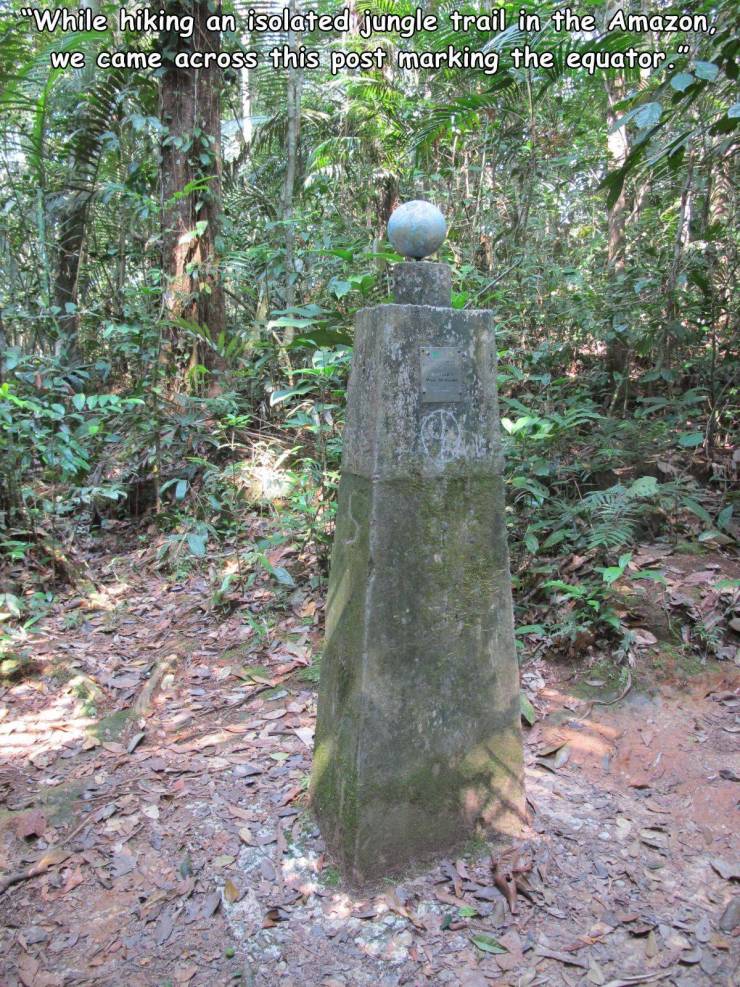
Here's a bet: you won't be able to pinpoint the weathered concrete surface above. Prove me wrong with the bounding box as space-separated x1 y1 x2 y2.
311 264 524 883
391 262 451 308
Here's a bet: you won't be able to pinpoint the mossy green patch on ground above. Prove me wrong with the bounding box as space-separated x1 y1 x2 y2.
262 686 289 701
48 661 76 686
320 865 342 888
648 644 717 682
568 661 627 700
220 643 256 663
673 540 710 556
296 657 321 685
0 654 36 681
0 789 82 845
38 778 88 826
93 707 132 741
461 832 491 861
67 674 104 718
568 644 725 704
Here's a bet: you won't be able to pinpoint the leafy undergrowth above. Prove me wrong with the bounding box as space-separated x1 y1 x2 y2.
0 523 738 986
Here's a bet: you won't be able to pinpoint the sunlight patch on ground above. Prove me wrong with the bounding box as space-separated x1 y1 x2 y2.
0 691 96 761
85 584 130 611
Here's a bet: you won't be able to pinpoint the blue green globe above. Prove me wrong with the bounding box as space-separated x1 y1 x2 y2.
388 200 446 259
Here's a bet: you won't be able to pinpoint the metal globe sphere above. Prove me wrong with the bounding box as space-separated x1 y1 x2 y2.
387 200 446 259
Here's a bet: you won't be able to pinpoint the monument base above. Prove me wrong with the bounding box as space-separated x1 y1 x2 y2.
311 472 525 883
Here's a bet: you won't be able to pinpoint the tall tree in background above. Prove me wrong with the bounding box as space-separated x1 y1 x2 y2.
281 0 303 321
603 0 630 393
53 69 125 365
159 0 225 377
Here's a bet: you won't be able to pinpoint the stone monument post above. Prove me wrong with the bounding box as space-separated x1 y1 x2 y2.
310 201 524 883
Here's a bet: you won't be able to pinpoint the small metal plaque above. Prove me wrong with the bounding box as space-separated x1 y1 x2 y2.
421 346 463 403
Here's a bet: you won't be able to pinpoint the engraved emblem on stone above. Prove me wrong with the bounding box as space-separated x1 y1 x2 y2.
421 345 463 403
420 409 463 466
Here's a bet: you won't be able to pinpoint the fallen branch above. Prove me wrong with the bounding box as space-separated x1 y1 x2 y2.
577 668 633 721
0 848 70 896
130 651 179 720
602 971 677 987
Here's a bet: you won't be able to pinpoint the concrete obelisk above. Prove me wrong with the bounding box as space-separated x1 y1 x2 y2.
311 201 524 882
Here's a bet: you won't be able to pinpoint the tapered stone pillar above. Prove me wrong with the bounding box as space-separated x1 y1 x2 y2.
311 208 524 883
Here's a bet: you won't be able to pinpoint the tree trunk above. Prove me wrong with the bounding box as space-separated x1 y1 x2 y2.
604 82 629 383
159 0 226 380
52 69 126 365
53 197 87 363
281 0 303 327
661 157 694 370
705 148 738 451
603 3 630 388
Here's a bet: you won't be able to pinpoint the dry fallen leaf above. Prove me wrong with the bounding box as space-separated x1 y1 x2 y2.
587 960 606 985
16 810 47 840
174 963 198 984
223 878 243 903
110 851 136 878
710 859 740 881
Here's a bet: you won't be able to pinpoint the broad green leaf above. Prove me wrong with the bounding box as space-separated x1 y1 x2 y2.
683 498 712 524
329 279 352 298
632 570 667 584
270 383 316 406
258 555 295 587
694 61 719 82
629 476 658 497
697 530 724 543
670 72 694 92
520 692 536 727
175 479 188 500
597 566 624 585
542 530 568 549
457 905 478 918
516 624 545 636
524 531 539 554
678 432 703 448
187 533 207 557
633 102 662 129
272 565 295 587
270 316 319 328
470 933 507 954
0 593 22 617
717 505 733 530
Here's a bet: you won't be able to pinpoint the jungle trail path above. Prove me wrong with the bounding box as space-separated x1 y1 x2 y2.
0 524 738 987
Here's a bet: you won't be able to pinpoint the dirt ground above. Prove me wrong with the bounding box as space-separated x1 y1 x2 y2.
1 537 738 987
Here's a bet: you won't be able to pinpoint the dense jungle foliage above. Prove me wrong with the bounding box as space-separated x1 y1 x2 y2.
0 0 737 668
